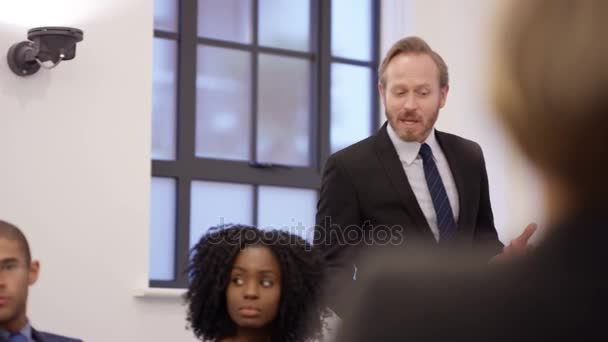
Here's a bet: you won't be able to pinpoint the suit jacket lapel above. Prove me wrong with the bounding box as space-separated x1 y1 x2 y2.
373 123 433 238
435 131 473 235
32 328 46 342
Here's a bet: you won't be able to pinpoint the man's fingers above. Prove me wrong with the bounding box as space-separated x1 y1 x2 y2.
492 223 537 263
515 223 537 244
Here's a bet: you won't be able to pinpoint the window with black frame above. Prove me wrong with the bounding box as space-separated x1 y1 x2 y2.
150 0 380 288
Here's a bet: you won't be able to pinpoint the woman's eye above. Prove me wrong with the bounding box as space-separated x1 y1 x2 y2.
232 277 244 286
261 279 273 287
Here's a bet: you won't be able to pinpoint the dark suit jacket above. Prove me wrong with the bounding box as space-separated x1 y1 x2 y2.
0 328 82 342
314 123 502 316
33 329 82 342
336 210 608 341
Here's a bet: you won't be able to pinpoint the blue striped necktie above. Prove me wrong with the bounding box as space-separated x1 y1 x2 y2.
419 143 457 242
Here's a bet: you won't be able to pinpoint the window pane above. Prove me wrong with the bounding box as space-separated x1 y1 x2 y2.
198 0 252 43
152 38 178 160
259 0 310 51
149 177 176 281
154 0 178 32
258 186 317 241
331 0 372 61
190 181 254 248
257 55 311 166
196 46 252 161
331 63 372 153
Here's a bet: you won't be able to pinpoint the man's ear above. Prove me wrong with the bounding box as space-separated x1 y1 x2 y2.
378 82 386 106
439 85 449 108
28 260 40 286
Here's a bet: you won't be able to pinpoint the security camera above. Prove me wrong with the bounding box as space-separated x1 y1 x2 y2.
6 26 83 76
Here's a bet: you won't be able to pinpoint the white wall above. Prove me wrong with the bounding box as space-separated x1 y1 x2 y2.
0 1 546 341
381 0 546 244
0 1 195 341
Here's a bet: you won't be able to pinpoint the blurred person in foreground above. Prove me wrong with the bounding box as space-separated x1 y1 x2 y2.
336 0 608 340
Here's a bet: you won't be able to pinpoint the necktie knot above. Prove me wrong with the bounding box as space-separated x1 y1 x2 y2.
419 143 433 160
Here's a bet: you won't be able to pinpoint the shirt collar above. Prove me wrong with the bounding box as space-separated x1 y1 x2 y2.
21 322 33 341
0 321 33 341
386 123 439 165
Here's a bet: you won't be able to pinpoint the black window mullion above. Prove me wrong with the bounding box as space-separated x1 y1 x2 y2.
257 46 314 59
251 0 259 226
253 185 259 226
329 56 375 68
318 0 332 171
174 175 192 287
196 37 254 51
251 0 259 164
250 0 260 227
196 36 315 59
173 0 198 288
154 30 179 40
309 0 320 170
371 0 381 133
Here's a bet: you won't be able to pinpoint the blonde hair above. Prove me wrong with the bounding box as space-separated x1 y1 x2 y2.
378 36 449 88
492 0 608 202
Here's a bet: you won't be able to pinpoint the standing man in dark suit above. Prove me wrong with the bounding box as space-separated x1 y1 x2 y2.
336 0 608 340
315 36 534 316
0 220 82 342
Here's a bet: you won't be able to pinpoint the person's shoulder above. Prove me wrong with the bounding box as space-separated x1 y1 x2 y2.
436 130 484 157
35 330 83 342
330 134 376 160
436 130 480 149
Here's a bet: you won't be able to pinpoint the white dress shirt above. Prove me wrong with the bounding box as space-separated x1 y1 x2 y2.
386 124 459 242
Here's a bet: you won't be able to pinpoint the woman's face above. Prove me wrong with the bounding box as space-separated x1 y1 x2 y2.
226 246 282 329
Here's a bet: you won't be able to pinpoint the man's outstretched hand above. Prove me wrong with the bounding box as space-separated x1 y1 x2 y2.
489 223 538 264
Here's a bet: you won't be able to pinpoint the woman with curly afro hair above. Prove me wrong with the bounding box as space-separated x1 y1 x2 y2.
186 224 328 342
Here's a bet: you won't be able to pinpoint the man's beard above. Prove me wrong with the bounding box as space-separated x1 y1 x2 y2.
385 108 439 143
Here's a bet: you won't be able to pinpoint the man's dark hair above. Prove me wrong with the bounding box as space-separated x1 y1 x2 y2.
186 224 328 342
0 220 31 263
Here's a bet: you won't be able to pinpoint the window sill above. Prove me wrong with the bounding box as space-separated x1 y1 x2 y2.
133 287 186 299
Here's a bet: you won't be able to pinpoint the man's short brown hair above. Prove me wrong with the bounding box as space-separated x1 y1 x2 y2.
378 36 449 88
